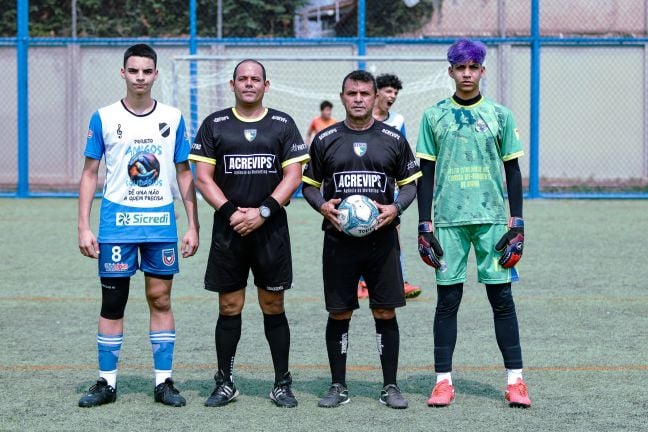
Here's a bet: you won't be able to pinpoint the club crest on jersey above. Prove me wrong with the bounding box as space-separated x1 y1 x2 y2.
475 120 488 133
162 248 176 266
244 129 257 142
353 142 367 157
159 122 170 138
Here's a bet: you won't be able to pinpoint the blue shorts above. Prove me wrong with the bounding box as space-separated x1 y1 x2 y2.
98 242 179 278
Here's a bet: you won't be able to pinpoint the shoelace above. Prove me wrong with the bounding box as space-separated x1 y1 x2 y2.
432 382 451 396
326 384 344 397
214 383 234 397
88 381 107 393
274 384 294 399
511 381 528 397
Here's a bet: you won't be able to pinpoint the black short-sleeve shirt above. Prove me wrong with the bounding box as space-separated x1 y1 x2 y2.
303 120 422 230
189 107 309 207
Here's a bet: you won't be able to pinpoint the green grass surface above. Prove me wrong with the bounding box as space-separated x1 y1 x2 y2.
1 199 647 431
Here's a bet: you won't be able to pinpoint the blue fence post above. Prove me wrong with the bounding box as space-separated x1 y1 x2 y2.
17 0 29 198
357 0 366 70
189 0 198 137
528 0 541 198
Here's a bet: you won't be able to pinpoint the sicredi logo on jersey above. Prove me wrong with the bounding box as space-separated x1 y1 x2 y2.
115 212 171 226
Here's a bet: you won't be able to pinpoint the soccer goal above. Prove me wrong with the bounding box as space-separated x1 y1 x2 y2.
165 53 452 145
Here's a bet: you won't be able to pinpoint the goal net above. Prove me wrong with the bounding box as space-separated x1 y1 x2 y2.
162 53 453 147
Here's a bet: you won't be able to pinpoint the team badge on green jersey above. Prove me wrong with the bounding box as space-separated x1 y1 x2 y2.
353 142 367 157
244 129 257 142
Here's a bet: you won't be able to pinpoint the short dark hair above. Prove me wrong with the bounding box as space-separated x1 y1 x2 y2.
341 70 377 93
320 100 333 111
123 44 157 68
233 59 267 81
376 73 402 91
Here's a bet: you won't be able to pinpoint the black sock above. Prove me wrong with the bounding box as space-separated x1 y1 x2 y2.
263 312 291 384
433 283 463 373
486 283 523 369
375 317 399 387
215 314 242 382
325 317 350 387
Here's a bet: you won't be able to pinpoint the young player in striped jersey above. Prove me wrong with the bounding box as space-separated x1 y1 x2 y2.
77 44 199 408
416 39 531 408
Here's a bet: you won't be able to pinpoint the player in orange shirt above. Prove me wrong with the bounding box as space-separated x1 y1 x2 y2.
306 100 336 144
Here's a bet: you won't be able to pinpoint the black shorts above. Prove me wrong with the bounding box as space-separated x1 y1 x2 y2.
323 227 405 312
204 209 293 293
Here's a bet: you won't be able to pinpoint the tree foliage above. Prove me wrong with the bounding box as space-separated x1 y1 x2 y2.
0 0 306 37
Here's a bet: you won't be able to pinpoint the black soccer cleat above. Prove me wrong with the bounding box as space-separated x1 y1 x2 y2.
270 372 298 408
318 383 350 408
154 378 186 407
78 378 117 408
379 384 408 409
205 372 239 407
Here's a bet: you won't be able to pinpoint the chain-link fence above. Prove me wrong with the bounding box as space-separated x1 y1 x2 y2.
3 0 648 196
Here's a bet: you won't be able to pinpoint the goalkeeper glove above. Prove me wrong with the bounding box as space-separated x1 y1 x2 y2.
495 217 524 268
418 221 444 269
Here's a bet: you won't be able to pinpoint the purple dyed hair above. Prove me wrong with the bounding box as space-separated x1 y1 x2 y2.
447 39 487 66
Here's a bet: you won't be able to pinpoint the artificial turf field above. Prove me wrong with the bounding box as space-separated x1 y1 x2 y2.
1 198 647 431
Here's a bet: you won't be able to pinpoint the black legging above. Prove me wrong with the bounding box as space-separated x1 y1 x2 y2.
433 282 523 372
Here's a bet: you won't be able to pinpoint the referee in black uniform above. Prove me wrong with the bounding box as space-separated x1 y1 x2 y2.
190 60 309 408
302 70 421 409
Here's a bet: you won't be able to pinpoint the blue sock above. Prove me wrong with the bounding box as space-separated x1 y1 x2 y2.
97 333 123 388
150 330 176 385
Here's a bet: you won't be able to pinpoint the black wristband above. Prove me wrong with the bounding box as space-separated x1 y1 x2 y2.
261 196 281 215
218 201 236 220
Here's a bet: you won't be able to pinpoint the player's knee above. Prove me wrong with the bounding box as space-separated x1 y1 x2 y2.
329 310 353 320
100 277 130 320
436 283 463 314
219 291 245 315
371 308 395 320
486 283 516 315
258 292 285 315
148 292 172 312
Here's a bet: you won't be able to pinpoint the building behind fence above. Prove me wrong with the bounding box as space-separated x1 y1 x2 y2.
2 0 648 197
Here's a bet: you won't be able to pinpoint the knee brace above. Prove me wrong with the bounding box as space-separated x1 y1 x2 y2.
100 277 130 320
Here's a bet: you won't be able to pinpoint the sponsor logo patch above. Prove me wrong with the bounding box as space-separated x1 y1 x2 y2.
334 171 387 193
162 248 176 266
87 129 93 139
159 122 170 138
353 142 367 157
115 212 171 226
244 129 257 142
224 154 276 174
104 262 129 272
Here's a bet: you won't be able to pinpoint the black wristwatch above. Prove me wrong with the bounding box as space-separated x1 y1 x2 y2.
259 205 271 219
393 202 404 216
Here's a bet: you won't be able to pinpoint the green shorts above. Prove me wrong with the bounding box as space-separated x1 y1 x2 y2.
435 224 520 285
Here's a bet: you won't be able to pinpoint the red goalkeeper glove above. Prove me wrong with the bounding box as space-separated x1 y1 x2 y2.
418 221 444 269
495 217 524 268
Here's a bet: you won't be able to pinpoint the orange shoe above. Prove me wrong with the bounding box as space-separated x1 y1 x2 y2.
427 379 455 407
505 378 531 408
403 281 422 299
357 281 369 299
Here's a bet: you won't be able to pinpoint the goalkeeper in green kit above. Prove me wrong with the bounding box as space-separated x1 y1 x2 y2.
416 39 531 408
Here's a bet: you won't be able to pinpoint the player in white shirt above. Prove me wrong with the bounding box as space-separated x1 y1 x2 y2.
357 74 421 300
77 44 199 408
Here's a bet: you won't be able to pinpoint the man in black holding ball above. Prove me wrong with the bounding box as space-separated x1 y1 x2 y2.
302 70 421 409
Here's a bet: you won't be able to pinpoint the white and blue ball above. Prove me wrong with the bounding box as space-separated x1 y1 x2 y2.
337 195 380 237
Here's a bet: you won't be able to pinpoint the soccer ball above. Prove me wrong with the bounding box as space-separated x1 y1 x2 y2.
338 195 380 237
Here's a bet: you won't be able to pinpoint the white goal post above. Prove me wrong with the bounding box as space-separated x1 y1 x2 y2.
165 54 453 145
